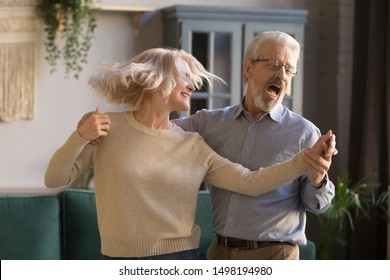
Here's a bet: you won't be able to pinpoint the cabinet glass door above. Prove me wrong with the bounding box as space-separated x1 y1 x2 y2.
179 20 242 117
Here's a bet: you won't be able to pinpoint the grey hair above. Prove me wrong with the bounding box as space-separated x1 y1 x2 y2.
88 48 224 111
242 31 300 85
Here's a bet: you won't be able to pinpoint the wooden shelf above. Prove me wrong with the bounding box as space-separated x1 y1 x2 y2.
94 5 155 37
95 5 154 13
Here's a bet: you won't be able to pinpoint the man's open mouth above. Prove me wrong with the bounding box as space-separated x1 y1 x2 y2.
268 85 281 95
267 84 282 98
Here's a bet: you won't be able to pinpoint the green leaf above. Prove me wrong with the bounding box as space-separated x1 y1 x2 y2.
37 0 100 79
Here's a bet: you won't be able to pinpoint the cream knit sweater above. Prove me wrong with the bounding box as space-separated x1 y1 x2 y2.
45 111 307 257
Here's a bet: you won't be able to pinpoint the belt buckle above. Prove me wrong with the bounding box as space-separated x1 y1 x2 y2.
252 241 258 249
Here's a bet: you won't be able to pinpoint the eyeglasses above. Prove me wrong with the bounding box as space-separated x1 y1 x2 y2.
251 59 297 77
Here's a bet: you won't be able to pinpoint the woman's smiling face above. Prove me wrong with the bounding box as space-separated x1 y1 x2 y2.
168 59 195 112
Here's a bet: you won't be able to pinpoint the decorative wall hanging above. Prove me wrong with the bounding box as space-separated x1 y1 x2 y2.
0 0 38 122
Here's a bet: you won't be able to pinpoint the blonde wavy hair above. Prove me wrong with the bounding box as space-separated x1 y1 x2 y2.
88 48 223 111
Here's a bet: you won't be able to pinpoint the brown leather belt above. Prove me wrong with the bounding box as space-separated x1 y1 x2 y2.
217 234 293 250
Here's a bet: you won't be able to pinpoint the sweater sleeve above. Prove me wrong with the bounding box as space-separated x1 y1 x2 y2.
199 138 307 196
45 130 94 188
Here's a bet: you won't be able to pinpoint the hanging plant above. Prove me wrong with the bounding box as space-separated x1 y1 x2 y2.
37 0 99 79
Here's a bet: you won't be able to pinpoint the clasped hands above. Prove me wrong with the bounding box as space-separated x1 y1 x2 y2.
302 130 338 187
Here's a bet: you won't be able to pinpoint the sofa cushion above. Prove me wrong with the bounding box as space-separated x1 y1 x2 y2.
0 194 61 260
61 189 102 259
299 240 316 260
195 190 215 259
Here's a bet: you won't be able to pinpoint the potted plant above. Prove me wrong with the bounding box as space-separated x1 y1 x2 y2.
316 172 389 259
37 0 99 79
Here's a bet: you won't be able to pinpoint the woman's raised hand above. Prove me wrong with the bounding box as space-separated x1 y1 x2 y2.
77 106 111 144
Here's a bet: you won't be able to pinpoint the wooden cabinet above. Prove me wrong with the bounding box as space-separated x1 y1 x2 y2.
161 5 308 117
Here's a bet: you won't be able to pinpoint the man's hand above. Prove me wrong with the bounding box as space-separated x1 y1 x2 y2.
303 130 338 187
77 107 111 144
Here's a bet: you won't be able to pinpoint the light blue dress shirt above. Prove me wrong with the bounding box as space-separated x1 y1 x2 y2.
174 101 335 245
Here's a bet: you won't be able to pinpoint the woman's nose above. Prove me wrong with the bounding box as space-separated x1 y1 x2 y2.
187 81 195 91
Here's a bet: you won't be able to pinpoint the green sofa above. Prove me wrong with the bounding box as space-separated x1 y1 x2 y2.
0 189 315 260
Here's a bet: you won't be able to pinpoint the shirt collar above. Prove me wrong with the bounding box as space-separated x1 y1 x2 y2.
234 96 283 123
269 103 283 123
233 101 245 119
